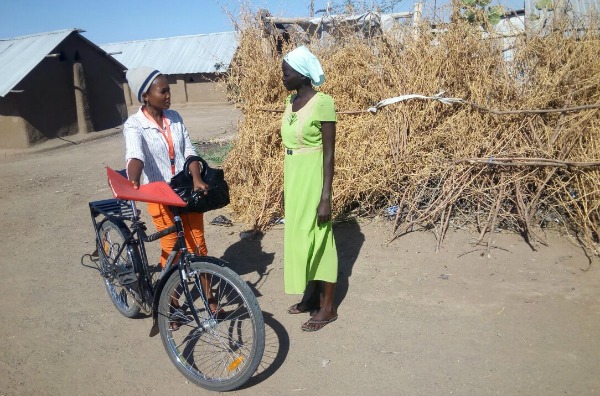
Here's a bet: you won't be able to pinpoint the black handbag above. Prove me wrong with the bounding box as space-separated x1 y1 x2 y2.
169 155 230 213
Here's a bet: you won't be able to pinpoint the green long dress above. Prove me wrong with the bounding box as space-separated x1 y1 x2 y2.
281 92 338 294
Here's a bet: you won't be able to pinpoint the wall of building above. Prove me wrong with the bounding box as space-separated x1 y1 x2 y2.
176 73 227 103
0 112 29 149
187 81 227 103
0 54 78 148
164 75 186 103
65 34 127 130
0 33 127 149
124 73 228 105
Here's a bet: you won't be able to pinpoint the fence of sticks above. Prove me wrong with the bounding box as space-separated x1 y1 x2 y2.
221 13 600 257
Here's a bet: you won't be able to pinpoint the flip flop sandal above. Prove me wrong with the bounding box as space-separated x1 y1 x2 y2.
210 215 233 227
301 315 338 332
287 303 320 315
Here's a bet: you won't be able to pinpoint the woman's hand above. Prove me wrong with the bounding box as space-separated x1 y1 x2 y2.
193 180 210 196
188 159 209 195
317 198 332 226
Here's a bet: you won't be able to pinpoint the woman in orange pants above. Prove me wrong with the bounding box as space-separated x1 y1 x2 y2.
147 203 207 264
122 67 215 329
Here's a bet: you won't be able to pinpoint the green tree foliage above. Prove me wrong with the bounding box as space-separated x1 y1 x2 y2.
460 0 505 27
534 0 555 10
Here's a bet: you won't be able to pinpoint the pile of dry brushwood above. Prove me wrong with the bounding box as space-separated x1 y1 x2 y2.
222 15 600 256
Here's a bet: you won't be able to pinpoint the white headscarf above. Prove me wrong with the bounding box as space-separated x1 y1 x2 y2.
283 46 325 87
125 67 162 103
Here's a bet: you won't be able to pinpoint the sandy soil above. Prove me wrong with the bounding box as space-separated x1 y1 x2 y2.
0 103 599 395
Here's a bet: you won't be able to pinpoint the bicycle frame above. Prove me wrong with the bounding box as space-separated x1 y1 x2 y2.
89 168 265 391
89 198 228 332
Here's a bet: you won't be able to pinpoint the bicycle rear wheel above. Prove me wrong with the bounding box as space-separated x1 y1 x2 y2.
157 260 265 391
97 220 141 318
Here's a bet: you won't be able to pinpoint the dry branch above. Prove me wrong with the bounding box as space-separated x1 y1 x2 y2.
223 12 600 256
455 157 600 168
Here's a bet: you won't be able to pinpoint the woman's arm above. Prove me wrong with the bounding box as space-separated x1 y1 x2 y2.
127 158 144 189
176 112 209 193
188 160 209 195
318 121 336 226
123 120 145 189
181 119 197 159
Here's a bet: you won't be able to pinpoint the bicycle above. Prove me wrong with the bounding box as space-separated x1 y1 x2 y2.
87 167 265 392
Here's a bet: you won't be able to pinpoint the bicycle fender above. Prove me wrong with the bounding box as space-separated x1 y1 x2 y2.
151 255 227 321
151 264 179 322
190 255 228 267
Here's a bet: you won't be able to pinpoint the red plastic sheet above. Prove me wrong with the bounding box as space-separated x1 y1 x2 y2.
106 167 186 207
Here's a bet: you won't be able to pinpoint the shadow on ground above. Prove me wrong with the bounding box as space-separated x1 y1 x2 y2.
220 231 275 298
333 219 365 308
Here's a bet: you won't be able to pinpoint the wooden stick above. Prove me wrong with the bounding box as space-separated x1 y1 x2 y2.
467 102 600 115
436 204 452 253
485 175 506 257
527 118 544 150
391 190 408 235
476 200 482 234
515 179 548 247
454 158 600 168
476 194 496 245
257 102 600 116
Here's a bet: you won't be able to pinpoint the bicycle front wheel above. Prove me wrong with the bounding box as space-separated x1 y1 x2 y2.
157 260 265 391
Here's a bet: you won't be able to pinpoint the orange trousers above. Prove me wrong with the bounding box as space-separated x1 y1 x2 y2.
147 203 208 267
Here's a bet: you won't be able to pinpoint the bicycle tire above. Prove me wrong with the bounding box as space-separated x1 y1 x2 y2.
97 219 141 318
157 259 265 391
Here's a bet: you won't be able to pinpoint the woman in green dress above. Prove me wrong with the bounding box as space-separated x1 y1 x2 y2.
281 46 338 332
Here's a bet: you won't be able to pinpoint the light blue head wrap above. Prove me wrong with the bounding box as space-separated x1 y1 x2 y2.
283 46 325 87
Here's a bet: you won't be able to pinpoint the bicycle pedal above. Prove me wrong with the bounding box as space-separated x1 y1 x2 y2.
118 273 138 285
115 265 137 285
170 308 193 324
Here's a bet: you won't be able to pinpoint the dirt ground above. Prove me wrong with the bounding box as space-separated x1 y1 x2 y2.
0 102 599 396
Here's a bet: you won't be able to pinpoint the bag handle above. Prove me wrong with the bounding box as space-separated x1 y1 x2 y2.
183 155 209 179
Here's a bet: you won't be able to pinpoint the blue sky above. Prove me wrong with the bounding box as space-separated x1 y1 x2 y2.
0 0 525 44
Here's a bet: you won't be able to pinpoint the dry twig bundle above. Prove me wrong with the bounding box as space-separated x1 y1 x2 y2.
222 14 600 256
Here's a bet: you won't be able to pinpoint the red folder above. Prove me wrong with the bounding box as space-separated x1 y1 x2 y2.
106 167 187 207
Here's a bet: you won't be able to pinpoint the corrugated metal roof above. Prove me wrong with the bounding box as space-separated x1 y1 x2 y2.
0 29 77 97
100 31 239 75
526 0 599 16
525 0 599 29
